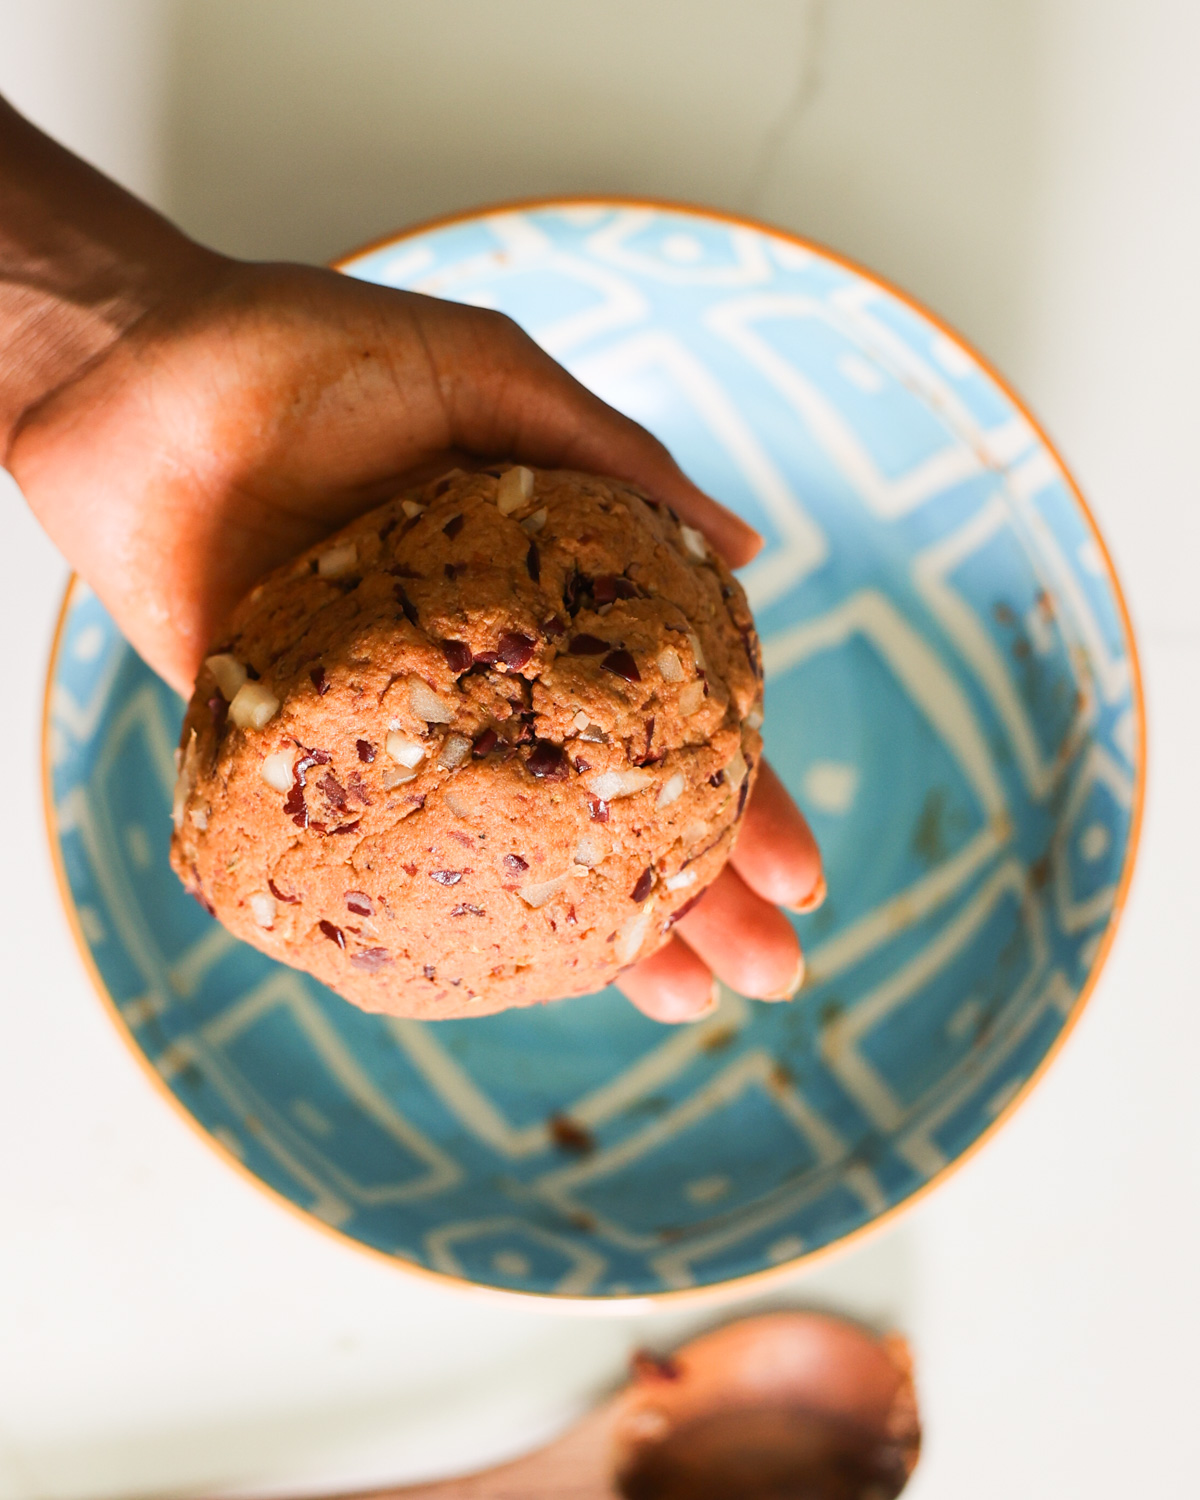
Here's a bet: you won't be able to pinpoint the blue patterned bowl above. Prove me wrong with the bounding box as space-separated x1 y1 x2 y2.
44 201 1143 1300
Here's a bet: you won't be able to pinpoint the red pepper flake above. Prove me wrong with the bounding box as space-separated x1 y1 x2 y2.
589 797 610 823
737 777 751 817
321 772 348 810
602 649 640 683
472 727 498 757
208 694 228 734
668 891 706 927
450 903 485 917
345 890 374 916
394 584 419 627
442 513 464 539
356 738 375 763
187 865 216 917
573 755 592 773
498 630 536 669
310 665 329 696
549 1112 595 1155
441 639 473 674
631 1350 682 1382
330 819 361 836
378 514 399 544
526 540 540 582
318 919 345 949
444 561 463 581
430 870 464 885
566 904 578 925
527 740 569 780
631 867 655 903
541 614 565 638
423 963 436 979
347 774 372 806
503 853 529 875
709 769 725 787
569 633 608 656
350 946 392 972
268 878 301 905
592 574 638 605
403 863 418 877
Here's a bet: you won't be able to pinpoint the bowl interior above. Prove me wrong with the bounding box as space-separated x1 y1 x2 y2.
45 203 1140 1298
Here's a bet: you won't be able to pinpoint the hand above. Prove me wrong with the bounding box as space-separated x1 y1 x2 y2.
2 102 823 1024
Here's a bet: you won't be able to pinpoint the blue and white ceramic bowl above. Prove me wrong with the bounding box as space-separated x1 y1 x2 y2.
44 201 1143 1300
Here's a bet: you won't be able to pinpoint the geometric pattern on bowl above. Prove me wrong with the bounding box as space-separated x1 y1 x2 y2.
45 201 1142 1298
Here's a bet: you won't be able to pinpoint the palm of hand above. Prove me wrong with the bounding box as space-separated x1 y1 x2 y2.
14 259 821 1021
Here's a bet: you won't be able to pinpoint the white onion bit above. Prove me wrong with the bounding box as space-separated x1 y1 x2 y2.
725 746 749 791
665 868 697 892
686 631 708 673
383 766 418 790
496 465 535 515
438 733 472 770
317 541 357 579
616 903 655 965
656 647 685 684
679 523 708 561
585 767 655 801
229 681 280 731
678 680 706 717
401 499 424 519
518 872 569 909
205 653 247 702
190 804 208 831
656 772 685 809
260 750 296 793
443 789 471 819
572 831 607 867
171 730 198 832
408 676 456 724
571 709 591 732
521 507 548 534
386 731 425 768
745 705 764 730
249 892 276 929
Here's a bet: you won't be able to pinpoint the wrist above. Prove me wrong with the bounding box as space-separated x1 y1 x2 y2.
0 97 224 459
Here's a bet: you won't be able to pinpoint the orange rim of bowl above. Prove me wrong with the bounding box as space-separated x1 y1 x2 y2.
42 195 1147 1311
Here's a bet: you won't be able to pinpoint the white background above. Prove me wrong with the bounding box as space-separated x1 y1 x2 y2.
1 3 1197 1496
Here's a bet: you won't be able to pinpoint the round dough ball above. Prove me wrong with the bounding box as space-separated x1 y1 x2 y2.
169 466 763 1019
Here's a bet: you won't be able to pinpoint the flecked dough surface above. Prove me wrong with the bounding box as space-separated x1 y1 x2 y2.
169 467 763 1019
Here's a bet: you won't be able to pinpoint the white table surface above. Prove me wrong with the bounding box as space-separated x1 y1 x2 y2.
1 3 1197 1496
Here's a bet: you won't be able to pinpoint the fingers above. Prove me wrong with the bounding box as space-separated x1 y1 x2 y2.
617 936 717 1024
408 296 763 567
673 865 804 1001
731 760 824 911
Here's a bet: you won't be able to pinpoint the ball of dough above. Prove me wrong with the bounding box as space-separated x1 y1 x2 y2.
169 466 763 1019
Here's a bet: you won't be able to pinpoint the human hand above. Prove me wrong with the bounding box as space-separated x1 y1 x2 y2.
2 101 822 1023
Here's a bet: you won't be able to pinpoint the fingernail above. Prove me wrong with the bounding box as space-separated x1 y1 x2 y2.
692 981 722 1021
763 953 805 1002
791 872 827 915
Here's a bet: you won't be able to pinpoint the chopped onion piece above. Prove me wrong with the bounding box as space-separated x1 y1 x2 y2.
438 733 472 769
656 772 685 809
383 765 418 789
725 746 749 791
386 731 425 768
616 903 655 965
571 709 591 732
249 892 276 929
171 730 199 831
408 676 456 723
401 499 424 518
317 541 357 579
679 523 708 561
521 507 548 534
260 749 296 793
686 631 708 673
665 868 697 892
745 705 764 730
656 647 685 684
518 871 569 909
572 831 607 867
585 767 655 801
443 789 471 819
678 679 706 717
190 804 208 831
496 465 535 514
229 681 280 730
205 653 247 702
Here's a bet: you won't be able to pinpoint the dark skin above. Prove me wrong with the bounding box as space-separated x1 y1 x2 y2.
1 95 824 1022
